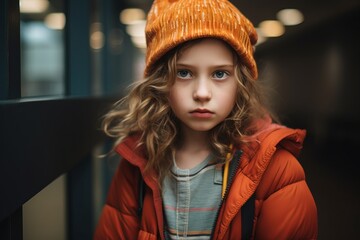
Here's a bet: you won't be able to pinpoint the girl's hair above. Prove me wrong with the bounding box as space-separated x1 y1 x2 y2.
102 39 273 182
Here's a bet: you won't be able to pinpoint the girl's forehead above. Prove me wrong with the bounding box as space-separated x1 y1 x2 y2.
177 38 235 65
179 38 231 53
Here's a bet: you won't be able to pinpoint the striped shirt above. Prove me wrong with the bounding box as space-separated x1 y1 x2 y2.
162 154 223 240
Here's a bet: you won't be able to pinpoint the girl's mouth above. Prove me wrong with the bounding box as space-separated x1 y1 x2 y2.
190 109 214 118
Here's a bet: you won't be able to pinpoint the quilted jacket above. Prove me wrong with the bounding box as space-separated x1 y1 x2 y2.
94 121 318 239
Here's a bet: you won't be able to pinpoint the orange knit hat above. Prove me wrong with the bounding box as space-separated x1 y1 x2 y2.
144 0 258 79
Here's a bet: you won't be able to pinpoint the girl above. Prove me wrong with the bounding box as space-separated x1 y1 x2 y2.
94 0 318 239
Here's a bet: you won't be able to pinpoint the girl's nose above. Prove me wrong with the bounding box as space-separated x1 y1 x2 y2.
193 78 212 102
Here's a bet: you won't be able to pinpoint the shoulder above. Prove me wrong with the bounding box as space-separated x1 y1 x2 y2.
114 133 148 168
239 123 306 182
113 157 141 184
256 148 306 200
253 148 318 240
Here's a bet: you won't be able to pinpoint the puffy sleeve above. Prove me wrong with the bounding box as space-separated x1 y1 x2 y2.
254 149 318 240
93 158 141 240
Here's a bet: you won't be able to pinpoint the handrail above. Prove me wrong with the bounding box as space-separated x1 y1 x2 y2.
0 96 115 222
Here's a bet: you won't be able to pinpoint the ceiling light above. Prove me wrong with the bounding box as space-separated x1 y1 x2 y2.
20 0 49 13
258 20 285 37
120 8 146 25
277 9 304 26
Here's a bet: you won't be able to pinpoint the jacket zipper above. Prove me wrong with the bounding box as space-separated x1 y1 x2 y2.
209 150 243 239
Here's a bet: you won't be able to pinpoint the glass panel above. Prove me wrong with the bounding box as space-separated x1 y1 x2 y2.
20 0 65 97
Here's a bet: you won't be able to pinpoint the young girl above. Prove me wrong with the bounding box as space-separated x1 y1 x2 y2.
94 0 318 239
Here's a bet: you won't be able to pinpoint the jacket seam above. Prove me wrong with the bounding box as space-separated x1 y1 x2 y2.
264 179 305 201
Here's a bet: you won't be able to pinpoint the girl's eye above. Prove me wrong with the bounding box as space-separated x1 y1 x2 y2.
177 70 192 79
212 71 229 80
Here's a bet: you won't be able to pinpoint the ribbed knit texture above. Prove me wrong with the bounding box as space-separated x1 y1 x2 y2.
144 0 258 79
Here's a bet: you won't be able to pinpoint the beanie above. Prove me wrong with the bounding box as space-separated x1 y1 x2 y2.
144 0 258 79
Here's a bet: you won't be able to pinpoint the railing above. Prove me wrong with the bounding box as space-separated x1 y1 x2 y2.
0 96 114 239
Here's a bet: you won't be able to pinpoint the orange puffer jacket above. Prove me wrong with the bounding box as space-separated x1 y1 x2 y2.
94 123 318 240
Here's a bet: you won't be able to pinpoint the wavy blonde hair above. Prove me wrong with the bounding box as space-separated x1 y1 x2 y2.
102 39 272 182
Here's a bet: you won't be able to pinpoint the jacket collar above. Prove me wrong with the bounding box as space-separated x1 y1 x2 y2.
114 118 306 183
115 133 147 169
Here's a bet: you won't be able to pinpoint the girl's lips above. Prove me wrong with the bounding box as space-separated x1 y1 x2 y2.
190 109 214 118
190 108 214 113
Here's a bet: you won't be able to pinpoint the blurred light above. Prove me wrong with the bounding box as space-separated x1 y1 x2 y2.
126 20 146 37
20 0 49 13
255 28 267 45
277 9 304 26
91 31 105 50
125 20 147 49
120 8 146 25
109 29 124 53
258 20 285 37
131 36 146 49
90 23 104 50
45 13 66 30
21 22 51 44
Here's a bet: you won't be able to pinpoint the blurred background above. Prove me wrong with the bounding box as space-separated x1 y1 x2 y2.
0 0 359 239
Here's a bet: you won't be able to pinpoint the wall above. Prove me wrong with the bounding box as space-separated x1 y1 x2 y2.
23 175 67 240
255 8 360 239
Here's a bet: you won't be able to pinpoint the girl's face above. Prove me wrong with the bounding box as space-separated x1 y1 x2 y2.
168 38 238 133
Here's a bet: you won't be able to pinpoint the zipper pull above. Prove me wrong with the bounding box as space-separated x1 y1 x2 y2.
222 144 233 198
